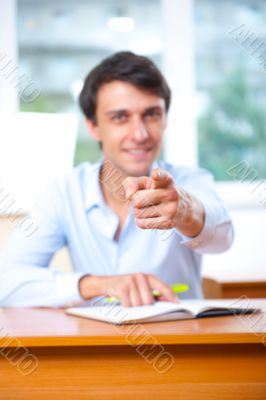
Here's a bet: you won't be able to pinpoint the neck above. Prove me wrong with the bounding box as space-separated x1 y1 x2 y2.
99 161 128 208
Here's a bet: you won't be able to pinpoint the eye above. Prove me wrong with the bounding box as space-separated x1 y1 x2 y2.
144 109 162 119
111 112 127 122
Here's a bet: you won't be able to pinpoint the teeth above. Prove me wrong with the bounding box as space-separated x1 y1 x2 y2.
127 149 150 154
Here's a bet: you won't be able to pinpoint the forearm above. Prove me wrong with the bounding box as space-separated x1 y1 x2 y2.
0 262 84 307
159 165 234 254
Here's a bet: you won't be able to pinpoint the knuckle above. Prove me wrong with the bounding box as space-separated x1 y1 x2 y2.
118 284 128 295
165 287 173 296
135 208 144 218
166 187 179 202
165 203 177 219
132 194 141 208
121 298 130 307
135 272 146 281
143 298 154 305
150 206 158 217
136 218 147 229
134 207 139 216
162 219 174 229
139 209 147 219
169 220 175 228
127 275 136 285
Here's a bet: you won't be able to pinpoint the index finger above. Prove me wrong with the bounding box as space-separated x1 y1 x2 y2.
150 168 173 190
148 275 179 303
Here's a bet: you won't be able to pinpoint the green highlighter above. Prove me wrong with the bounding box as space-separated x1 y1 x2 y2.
104 283 190 304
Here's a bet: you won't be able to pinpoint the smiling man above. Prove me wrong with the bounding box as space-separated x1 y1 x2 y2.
0 52 234 307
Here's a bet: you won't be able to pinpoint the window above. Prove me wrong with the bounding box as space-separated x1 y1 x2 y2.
14 0 266 189
17 0 162 165
194 0 266 181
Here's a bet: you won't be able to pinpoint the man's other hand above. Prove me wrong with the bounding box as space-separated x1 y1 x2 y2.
79 273 178 307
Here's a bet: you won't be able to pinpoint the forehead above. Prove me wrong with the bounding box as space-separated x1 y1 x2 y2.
96 80 165 112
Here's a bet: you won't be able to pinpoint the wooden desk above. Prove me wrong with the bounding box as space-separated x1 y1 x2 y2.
203 276 266 299
220 280 266 299
0 300 266 400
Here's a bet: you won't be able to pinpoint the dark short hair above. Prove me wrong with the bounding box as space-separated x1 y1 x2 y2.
79 51 171 123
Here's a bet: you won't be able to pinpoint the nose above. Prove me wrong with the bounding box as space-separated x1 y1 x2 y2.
131 117 149 142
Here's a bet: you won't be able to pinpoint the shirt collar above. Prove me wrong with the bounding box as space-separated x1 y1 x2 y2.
84 159 106 211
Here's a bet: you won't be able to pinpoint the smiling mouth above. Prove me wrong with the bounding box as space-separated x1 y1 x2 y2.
124 148 152 156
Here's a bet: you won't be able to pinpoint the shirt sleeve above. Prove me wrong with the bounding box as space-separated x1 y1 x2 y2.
174 167 234 254
0 179 84 307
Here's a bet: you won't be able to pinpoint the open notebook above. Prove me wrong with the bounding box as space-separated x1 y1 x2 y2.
65 299 259 325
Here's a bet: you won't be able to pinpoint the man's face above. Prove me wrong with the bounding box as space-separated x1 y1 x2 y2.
88 80 167 177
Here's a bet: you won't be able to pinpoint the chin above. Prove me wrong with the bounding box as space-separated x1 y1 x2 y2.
125 164 152 177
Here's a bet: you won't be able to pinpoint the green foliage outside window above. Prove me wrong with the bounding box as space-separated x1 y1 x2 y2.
74 139 101 165
198 69 266 181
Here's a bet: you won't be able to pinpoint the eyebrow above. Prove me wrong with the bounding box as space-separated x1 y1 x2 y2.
105 109 128 116
143 106 164 113
105 105 164 116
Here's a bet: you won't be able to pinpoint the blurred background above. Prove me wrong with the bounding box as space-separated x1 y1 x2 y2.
0 0 266 288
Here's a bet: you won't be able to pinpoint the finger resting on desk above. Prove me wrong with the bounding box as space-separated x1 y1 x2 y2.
149 276 179 303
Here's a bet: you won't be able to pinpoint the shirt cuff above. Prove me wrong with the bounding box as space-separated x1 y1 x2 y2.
178 200 217 250
55 271 85 307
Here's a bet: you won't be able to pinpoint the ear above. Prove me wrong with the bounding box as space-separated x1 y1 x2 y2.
84 119 101 142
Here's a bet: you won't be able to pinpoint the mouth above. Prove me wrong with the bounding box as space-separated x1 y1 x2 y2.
123 147 153 160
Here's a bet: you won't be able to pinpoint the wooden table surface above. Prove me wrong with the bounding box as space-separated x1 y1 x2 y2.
0 300 266 399
1 299 266 347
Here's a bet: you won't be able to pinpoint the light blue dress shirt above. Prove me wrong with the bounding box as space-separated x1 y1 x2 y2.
0 160 234 307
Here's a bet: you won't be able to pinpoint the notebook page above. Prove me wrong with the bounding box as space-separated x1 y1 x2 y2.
177 299 256 316
67 301 187 323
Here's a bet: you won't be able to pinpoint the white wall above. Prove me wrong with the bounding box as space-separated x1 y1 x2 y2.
161 0 197 168
0 0 18 113
203 205 266 280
